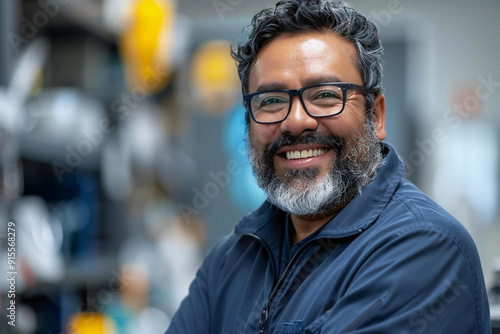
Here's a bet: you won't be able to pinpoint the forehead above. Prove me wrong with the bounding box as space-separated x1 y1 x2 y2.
248 31 361 92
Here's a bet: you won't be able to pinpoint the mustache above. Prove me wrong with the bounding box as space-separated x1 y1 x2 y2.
264 132 345 157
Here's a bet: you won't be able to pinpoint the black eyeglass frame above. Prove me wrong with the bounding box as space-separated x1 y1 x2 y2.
243 82 372 124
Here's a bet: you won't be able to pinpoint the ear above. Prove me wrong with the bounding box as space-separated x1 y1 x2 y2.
372 93 386 140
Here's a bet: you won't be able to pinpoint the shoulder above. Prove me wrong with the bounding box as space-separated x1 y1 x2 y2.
380 178 471 238
202 212 263 271
352 178 490 331
369 177 483 276
204 232 240 267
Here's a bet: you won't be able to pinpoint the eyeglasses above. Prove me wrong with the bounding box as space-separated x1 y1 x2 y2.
243 82 371 124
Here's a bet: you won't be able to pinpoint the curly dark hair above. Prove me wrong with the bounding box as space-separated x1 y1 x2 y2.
231 0 384 124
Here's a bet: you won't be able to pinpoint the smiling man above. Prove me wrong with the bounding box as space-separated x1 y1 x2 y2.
246 30 386 243
166 1 490 333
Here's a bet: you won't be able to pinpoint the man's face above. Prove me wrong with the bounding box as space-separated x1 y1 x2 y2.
247 31 386 218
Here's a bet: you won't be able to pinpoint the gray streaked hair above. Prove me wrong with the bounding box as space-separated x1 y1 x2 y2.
231 0 384 124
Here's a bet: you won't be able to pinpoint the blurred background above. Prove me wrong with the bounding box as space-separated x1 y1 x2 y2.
0 0 499 333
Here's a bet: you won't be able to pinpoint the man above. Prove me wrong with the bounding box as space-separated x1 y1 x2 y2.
167 0 491 333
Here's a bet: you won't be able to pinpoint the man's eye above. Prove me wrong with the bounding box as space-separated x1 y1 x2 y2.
314 91 340 99
261 97 287 106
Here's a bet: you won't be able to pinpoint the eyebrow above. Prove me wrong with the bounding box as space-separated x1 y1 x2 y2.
255 82 287 92
302 75 343 87
254 75 344 93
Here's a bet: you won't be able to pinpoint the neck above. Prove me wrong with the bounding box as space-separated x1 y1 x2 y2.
289 203 347 244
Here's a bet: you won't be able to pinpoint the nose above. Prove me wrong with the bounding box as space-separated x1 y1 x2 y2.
280 95 319 136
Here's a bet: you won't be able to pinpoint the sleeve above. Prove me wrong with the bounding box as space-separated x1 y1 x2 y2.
319 224 491 334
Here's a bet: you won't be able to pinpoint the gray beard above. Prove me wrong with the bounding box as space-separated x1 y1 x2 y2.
248 119 383 217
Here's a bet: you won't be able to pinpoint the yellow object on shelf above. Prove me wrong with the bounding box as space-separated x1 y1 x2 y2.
120 0 175 93
190 40 240 115
67 313 117 334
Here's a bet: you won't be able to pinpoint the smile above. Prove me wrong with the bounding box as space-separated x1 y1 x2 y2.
285 148 330 160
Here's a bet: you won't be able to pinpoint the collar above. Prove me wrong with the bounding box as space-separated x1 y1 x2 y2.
235 142 404 246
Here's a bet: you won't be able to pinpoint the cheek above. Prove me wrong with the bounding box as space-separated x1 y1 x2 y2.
319 105 366 136
250 123 281 148
320 118 361 138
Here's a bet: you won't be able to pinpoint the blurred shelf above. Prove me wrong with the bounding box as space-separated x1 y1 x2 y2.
19 255 118 297
64 255 118 289
492 305 500 333
18 131 100 171
492 304 500 321
24 0 115 44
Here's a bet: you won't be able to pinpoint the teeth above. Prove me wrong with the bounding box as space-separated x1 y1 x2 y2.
285 148 328 160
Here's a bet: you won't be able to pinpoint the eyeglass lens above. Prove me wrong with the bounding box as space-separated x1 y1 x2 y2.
250 85 345 123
